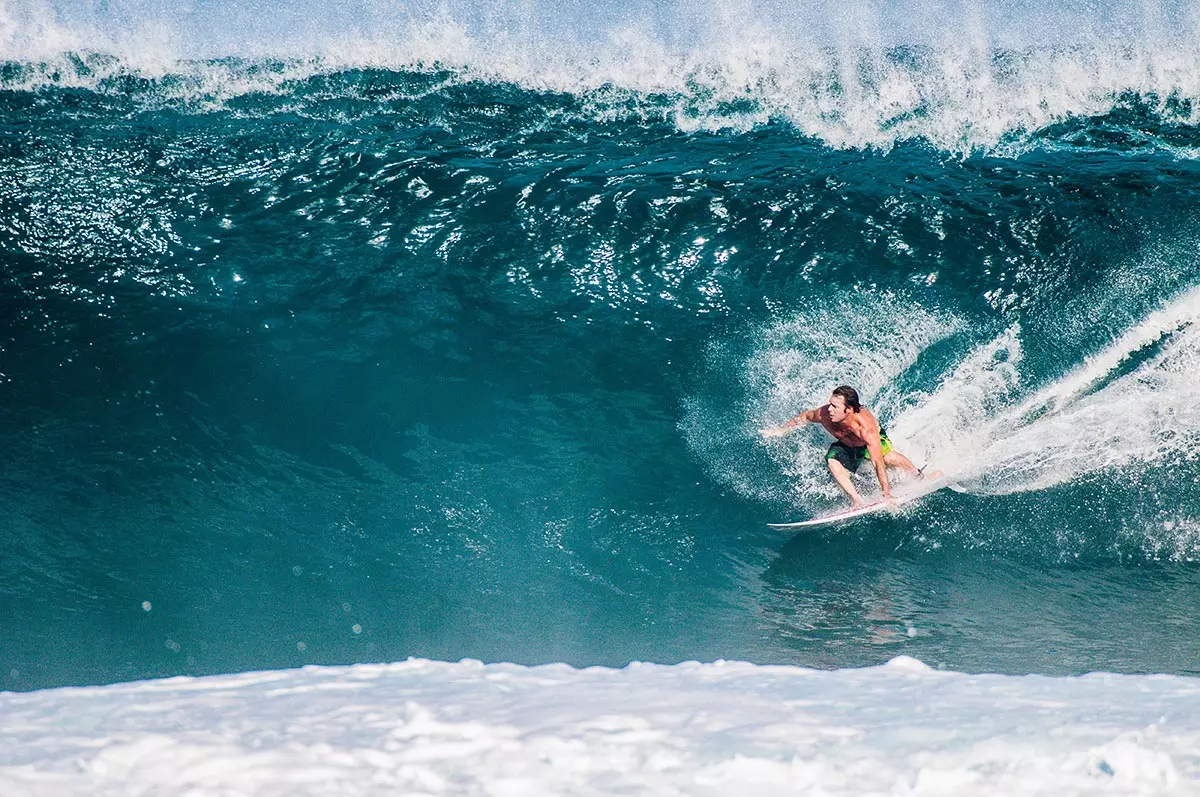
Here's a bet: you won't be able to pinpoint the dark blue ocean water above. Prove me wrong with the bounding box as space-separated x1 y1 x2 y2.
6 10 1200 689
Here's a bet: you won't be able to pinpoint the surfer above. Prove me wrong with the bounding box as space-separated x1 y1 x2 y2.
759 385 925 508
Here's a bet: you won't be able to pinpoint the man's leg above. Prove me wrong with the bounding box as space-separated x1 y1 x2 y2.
882 450 922 477
827 458 866 507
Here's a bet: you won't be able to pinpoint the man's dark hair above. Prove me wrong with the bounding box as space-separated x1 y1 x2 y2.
832 385 861 411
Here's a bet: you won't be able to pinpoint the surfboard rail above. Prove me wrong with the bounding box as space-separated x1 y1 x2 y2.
769 475 951 530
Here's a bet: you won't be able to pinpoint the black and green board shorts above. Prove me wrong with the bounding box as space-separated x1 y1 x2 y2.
826 430 894 473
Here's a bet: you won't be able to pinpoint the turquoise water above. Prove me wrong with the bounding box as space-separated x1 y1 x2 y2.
5 4 1200 690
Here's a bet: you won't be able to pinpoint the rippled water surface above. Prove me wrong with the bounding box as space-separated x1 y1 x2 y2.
5 0 1200 690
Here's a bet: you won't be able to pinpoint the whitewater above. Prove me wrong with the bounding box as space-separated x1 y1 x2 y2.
5 656 1200 796
7 0 1200 792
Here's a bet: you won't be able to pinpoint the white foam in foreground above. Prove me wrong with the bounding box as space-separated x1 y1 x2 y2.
3 656 1199 796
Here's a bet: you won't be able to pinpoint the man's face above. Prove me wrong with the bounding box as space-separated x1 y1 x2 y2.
828 395 849 422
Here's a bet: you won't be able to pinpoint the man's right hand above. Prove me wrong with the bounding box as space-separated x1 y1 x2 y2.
760 427 787 439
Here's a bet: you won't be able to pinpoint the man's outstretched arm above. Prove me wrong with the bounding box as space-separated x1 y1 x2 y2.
760 408 820 438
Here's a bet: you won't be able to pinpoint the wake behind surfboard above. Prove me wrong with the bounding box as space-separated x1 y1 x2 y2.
769 474 952 530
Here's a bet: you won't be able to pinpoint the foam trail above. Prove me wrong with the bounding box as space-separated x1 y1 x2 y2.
743 283 1200 502
897 286 1200 495
886 324 1025 477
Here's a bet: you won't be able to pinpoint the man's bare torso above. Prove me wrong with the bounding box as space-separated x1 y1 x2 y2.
817 405 880 447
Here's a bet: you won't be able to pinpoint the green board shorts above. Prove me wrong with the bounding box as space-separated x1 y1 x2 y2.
826 430 894 473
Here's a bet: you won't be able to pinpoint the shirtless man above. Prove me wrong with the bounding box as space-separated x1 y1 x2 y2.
760 385 924 507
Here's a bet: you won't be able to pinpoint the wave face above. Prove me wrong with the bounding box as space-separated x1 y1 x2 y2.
7 1 1200 690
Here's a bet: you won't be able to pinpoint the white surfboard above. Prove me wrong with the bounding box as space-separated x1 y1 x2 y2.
769 474 952 530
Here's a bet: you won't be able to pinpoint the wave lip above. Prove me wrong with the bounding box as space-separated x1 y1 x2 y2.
6 1 1200 153
3 656 1195 795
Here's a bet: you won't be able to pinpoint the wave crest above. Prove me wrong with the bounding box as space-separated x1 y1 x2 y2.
6 0 1200 152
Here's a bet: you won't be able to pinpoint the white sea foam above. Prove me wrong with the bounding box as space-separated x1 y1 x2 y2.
731 274 1200 514
906 284 1200 495
2 656 1198 795
886 323 1025 478
6 0 1200 151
